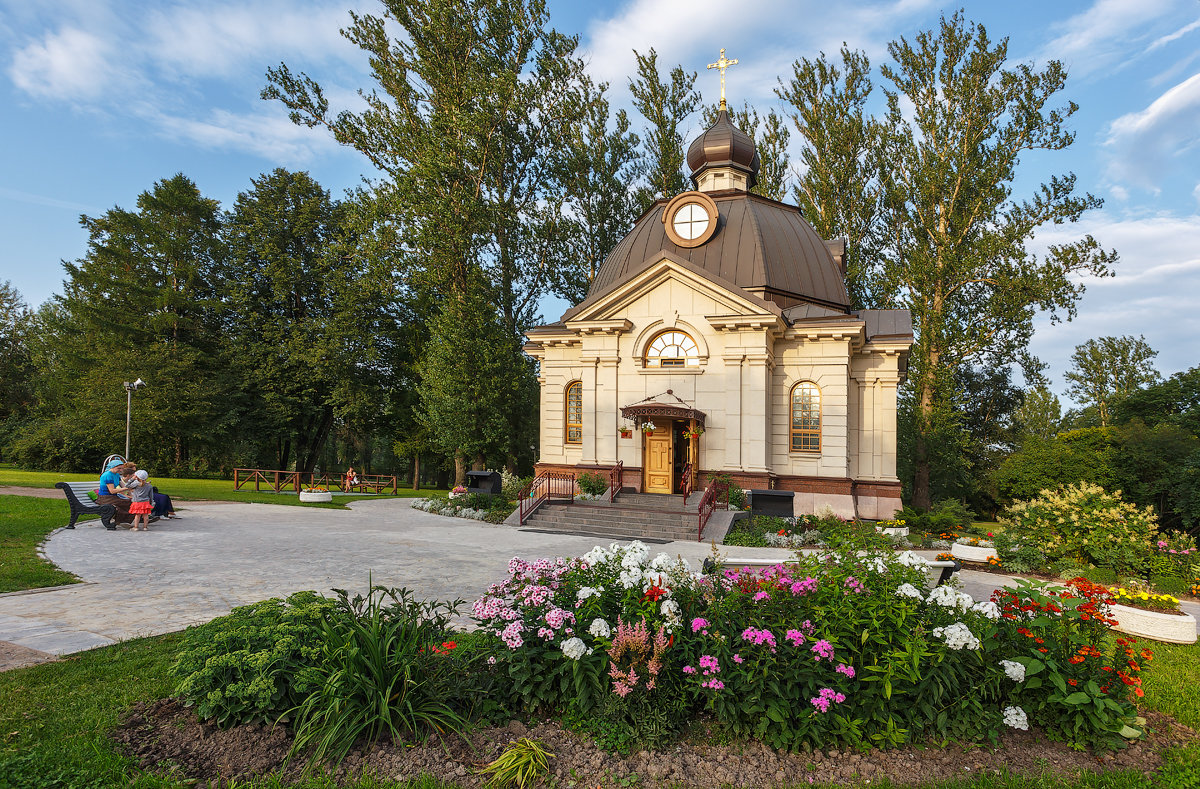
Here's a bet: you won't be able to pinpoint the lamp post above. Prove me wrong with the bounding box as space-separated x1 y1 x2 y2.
123 378 145 460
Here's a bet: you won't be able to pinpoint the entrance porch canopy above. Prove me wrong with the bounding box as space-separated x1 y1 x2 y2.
620 402 706 427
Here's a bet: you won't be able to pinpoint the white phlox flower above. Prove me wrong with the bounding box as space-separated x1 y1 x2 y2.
895 583 923 599
660 599 681 621
581 546 611 565
896 551 930 569
999 660 1025 682
972 601 1002 620
618 569 641 589
927 585 960 608
955 591 975 611
561 637 590 660
1003 705 1029 730
931 622 980 651
576 586 602 601
588 618 611 638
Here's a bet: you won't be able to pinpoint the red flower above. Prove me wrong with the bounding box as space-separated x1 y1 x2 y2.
644 585 667 602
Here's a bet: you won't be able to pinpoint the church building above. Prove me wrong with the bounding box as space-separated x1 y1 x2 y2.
523 77 912 520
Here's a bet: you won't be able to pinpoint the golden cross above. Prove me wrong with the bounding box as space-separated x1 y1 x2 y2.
707 48 739 110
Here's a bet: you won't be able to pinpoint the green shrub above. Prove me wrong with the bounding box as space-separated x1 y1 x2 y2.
998 482 1159 576
290 586 477 767
1076 566 1118 585
898 499 976 537
481 737 553 789
1049 557 1086 578
577 471 609 496
706 473 746 508
171 591 335 727
1151 575 1190 597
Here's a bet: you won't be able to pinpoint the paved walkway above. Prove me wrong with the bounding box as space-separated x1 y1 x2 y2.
1 498 1196 656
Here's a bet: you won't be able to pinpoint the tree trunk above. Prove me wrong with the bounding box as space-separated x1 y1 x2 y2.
912 348 939 511
472 452 485 472
412 452 420 491
454 451 467 487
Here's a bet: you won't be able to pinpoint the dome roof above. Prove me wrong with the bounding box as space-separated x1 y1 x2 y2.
687 110 760 189
584 191 850 311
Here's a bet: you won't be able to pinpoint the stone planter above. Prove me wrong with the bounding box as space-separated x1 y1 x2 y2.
878 526 909 538
299 490 332 503
1111 603 1197 644
951 542 998 563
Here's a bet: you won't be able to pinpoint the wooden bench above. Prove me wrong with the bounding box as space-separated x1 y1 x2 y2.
55 482 117 530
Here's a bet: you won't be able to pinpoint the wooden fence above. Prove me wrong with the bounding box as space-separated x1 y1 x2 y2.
233 469 399 495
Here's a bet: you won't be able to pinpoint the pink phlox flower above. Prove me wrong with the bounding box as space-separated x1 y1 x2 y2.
810 639 835 661
835 664 856 679
486 656 497 665
691 617 710 633
682 665 697 674
785 629 806 647
843 576 866 594
790 577 818 596
740 627 778 651
698 655 721 675
754 591 771 602
1158 540 1169 549
701 678 725 690
810 687 847 712
732 653 744 664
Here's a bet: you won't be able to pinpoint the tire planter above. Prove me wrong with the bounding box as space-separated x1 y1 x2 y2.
299 491 333 503
951 542 998 563
1110 603 1197 644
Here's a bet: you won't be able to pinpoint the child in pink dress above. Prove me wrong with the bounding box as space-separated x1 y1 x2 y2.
127 470 155 531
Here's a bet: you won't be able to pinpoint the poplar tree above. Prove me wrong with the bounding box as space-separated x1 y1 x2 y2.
878 13 1116 508
1065 335 1161 427
700 102 792 202
777 46 883 308
629 48 699 209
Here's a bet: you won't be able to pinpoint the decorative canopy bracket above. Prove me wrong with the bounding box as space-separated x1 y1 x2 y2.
621 389 707 427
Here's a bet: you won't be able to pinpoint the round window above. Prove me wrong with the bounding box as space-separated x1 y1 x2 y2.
671 203 710 240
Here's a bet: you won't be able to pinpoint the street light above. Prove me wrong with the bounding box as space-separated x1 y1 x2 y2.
123 378 146 460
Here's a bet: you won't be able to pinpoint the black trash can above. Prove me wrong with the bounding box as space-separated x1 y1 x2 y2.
466 470 502 496
749 489 794 517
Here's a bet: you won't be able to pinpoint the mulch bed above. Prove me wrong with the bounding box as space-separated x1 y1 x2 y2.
112 698 1197 788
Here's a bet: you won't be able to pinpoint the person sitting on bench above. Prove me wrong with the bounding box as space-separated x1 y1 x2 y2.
344 466 360 490
97 459 134 525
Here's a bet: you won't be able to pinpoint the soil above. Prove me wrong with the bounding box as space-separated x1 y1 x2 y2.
112 698 1197 788
0 640 57 671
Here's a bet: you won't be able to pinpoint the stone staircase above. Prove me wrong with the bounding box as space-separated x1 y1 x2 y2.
518 491 704 543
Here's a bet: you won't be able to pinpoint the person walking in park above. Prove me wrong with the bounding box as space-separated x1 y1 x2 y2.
126 469 155 531
97 459 134 525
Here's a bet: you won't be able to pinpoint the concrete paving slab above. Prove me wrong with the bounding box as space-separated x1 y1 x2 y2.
2 498 1194 655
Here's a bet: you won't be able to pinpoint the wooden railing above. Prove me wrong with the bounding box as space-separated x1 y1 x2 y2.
518 471 575 525
607 461 624 503
233 468 398 494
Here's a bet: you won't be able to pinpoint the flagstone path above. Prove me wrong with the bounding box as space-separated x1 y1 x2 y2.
1 498 1195 660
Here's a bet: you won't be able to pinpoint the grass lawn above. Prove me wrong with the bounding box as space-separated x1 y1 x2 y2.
0 629 1196 789
0 465 446 508
0 495 83 593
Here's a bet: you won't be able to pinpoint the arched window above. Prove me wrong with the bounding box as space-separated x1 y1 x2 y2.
565 381 582 445
790 382 821 452
644 330 700 368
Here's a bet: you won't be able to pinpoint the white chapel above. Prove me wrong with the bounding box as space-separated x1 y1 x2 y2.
523 79 912 520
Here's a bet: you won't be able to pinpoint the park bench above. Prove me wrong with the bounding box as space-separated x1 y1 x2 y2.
54 481 117 530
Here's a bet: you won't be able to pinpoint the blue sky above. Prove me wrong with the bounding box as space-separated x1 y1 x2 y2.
2 0 1198 403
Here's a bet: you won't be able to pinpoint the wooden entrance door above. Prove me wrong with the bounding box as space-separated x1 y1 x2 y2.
643 427 673 494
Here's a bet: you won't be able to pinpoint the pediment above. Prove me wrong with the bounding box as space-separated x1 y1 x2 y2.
563 252 782 326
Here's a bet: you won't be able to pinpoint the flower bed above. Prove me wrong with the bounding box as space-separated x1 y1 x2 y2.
298 490 332 503
1110 604 1197 645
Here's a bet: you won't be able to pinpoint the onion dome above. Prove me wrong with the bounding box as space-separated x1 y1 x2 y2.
686 109 760 191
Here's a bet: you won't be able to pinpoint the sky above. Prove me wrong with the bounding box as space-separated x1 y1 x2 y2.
2 0 1198 405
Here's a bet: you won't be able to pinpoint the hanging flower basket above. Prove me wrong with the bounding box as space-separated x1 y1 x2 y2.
619 428 633 439
640 421 657 433
682 427 704 440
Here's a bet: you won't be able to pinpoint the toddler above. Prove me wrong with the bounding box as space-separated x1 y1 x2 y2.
127 469 155 531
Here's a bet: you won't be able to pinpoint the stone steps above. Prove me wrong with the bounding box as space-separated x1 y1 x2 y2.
520 500 700 542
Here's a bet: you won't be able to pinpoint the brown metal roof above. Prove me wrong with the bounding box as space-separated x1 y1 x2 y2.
586 191 851 311
687 109 759 188
620 402 707 426
853 309 914 341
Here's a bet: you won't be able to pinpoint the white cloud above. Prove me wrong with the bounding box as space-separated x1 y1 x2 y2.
1147 15 1200 51
8 27 114 101
1104 71 1200 190
1035 0 1177 78
1028 210 1200 391
148 106 341 163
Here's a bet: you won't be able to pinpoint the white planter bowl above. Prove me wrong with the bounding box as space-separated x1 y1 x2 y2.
299 491 332 503
878 527 909 538
1111 603 1197 644
951 542 998 563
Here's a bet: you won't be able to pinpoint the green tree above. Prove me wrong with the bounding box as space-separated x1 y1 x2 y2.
545 76 642 304
53 174 232 470
992 427 1118 504
1064 335 1161 427
1015 385 1062 443
777 46 883 308
223 168 373 473
0 281 35 428
876 14 1115 509
1115 364 1200 435
629 48 700 209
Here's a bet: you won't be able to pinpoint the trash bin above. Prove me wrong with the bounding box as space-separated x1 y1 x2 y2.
466 471 502 496
748 489 794 517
